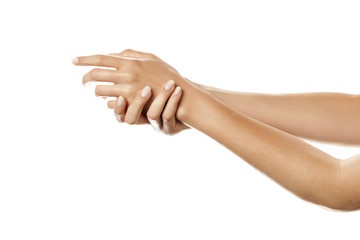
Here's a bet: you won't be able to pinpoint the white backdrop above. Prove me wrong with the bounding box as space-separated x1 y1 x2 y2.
0 0 359 239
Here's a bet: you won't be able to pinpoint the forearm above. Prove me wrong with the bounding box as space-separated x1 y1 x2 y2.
195 83 360 145
177 88 352 210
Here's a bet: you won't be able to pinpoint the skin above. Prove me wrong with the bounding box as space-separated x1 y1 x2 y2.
111 80 188 135
74 49 360 211
191 85 360 145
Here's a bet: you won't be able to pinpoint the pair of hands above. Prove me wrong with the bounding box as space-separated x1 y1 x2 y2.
73 49 189 135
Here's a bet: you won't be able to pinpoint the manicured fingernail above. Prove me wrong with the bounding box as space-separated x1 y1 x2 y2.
148 118 161 132
117 96 125 107
141 86 151 98
115 113 123 123
174 86 181 95
72 57 79 64
165 80 175 91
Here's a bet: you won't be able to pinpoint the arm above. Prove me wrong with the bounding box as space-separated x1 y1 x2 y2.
195 83 360 145
74 50 360 211
176 87 360 211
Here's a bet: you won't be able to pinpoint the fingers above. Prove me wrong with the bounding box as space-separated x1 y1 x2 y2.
114 96 127 123
95 85 127 98
73 54 129 68
124 86 152 124
146 80 176 125
107 99 116 109
82 68 131 85
162 86 182 121
110 97 148 124
108 84 184 132
162 86 182 134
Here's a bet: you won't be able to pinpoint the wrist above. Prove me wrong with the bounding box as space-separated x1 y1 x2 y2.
176 82 215 126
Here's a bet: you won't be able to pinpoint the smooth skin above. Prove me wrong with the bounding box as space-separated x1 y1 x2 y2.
74 49 360 211
112 81 188 135
104 52 189 134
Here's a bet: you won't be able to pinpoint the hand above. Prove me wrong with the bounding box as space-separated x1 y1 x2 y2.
107 81 190 135
73 49 188 110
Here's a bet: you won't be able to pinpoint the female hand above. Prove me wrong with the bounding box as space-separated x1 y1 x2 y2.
107 81 189 135
74 49 189 111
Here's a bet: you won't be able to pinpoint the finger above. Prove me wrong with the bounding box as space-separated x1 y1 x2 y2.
125 86 152 125
108 99 149 125
82 68 130 85
162 118 176 135
110 97 148 124
137 115 150 125
114 96 127 123
114 96 127 115
147 117 162 132
115 49 158 59
146 80 176 123
162 86 182 122
72 54 129 68
107 99 116 109
95 85 126 98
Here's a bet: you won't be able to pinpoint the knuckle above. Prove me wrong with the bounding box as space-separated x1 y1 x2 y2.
125 117 136 125
123 72 134 82
130 59 142 70
162 114 172 122
94 54 104 64
122 88 133 97
123 66 138 80
89 68 99 79
124 48 134 53
121 49 134 57
147 111 160 121
148 53 158 59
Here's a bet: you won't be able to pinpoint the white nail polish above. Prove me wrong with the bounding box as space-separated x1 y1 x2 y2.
72 57 79 64
115 113 123 123
165 80 175 90
117 96 125 107
141 86 151 98
174 86 181 95
148 117 161 132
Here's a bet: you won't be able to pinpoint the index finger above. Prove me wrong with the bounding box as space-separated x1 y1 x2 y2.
72 54 126 68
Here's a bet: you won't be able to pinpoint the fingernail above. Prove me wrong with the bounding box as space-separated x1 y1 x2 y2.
174 86 181 95
72 57 79 64
117 96 125 107
115 113 123 123
165 80 175 91
148 118 161 132
141 86 151 98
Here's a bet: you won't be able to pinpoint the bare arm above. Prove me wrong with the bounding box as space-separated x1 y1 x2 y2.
195 83 360 145
75 50 360 211
176 86 360 211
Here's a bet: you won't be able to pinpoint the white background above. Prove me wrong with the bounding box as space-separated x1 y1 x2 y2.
0 0 359 239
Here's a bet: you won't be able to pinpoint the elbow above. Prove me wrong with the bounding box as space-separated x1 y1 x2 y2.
320 172 360 211
322 198 360 212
